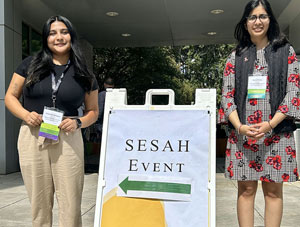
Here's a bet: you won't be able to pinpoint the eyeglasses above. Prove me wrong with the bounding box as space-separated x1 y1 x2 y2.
247 14 269 23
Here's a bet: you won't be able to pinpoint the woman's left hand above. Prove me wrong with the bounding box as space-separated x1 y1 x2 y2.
59 118 77 132
251 121 272 140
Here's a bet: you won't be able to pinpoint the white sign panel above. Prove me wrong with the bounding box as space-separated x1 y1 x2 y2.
99 110 210 227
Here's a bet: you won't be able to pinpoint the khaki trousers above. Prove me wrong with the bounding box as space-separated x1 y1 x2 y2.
18 123 84 227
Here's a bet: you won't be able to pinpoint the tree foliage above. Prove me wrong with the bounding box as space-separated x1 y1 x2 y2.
94 47 181 104
93 44 235 105
171 44 235 105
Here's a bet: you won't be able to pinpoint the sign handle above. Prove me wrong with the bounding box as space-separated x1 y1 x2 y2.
145 89 175 105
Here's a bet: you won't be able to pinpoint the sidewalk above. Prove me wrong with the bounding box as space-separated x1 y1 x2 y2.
1 158 300 227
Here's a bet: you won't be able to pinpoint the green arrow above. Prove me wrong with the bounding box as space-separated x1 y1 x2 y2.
119 177 191 195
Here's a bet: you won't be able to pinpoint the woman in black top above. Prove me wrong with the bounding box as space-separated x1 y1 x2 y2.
5 16 98 226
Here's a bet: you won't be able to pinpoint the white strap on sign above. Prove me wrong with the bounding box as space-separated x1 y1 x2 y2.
94 89 216 227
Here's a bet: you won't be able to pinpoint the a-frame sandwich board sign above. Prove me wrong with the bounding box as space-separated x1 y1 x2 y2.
94 88 216 227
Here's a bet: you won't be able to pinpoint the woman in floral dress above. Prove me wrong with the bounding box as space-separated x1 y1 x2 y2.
219 0 300 226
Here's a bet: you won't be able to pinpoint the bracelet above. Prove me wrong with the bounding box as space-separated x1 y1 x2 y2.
237 124 243 135
268 121 273 130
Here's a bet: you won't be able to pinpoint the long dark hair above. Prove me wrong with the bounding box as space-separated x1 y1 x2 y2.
26 15 93 91
234 0 288 55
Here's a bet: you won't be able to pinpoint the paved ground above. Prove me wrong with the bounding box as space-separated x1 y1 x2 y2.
1 158 300 227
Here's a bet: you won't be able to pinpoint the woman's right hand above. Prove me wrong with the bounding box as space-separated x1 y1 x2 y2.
24 111 42 127
5 73 35 124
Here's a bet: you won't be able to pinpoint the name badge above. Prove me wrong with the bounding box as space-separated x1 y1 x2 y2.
247 73 267 99
39 107 64 141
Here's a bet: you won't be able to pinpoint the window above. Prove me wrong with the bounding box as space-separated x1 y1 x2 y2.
22 23 42 59
22 23 29 59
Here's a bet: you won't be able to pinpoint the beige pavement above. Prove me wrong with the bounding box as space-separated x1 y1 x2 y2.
1 158 300 227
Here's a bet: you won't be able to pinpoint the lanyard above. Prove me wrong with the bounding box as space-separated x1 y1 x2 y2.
51 60 70 107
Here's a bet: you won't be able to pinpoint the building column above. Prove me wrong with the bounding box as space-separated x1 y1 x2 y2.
290 13 300 55
0 0 22 174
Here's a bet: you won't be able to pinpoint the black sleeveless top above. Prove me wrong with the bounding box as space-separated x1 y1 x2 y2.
15 56 98 116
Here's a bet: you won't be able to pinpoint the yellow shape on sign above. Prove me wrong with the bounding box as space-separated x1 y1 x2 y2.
101 188 167 227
